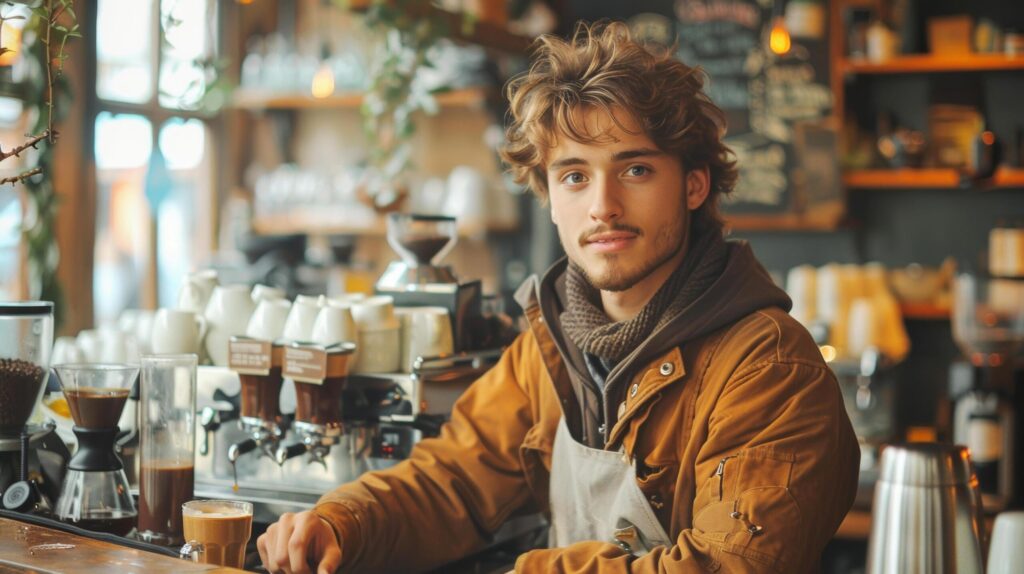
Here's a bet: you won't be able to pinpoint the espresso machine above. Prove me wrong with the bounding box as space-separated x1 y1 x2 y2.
375 214 483 351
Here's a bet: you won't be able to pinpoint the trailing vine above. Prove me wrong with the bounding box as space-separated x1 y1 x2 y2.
337 0 452 210
14 0 77 326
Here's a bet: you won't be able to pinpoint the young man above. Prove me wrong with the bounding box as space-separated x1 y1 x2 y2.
258 22 859 574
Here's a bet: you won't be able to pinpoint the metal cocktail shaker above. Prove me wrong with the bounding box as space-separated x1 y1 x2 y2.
867 443 986 573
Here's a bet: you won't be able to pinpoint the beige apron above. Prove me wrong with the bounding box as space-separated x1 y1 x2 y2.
548 417 672 555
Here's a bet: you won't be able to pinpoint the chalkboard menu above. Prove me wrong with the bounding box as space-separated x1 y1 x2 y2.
569 0 838 220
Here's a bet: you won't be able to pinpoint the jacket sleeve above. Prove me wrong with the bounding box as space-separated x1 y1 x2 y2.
312 332 538 573
515 359 860 573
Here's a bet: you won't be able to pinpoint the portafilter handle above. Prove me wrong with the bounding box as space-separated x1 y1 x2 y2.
274 442 308 466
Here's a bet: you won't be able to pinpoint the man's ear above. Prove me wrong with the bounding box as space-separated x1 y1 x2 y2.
685 166 710 210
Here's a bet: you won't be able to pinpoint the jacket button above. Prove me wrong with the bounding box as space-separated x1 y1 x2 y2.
617 402 626 417
630 383 639 397
659 362 674 376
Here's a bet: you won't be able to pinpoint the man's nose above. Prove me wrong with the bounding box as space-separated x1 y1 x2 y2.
588 176 623 223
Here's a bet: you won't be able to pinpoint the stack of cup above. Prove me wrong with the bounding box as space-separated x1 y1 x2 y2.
351 296 400 373
394 306 454 373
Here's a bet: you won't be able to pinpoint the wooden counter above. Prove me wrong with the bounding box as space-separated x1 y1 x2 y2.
0 517 247 573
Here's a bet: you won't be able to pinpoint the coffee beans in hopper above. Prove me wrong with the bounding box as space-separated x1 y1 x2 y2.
0 358 46 432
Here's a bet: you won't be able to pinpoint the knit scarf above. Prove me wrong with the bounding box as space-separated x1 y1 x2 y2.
560 221 729 363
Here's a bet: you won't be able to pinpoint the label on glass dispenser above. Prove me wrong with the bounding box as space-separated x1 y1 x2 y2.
228 338 272 375
284 345 327 384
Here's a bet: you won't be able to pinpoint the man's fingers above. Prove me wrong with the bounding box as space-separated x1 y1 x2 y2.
287 519 315 574
256 533 270 571
317 545 342 574
271 513 294 573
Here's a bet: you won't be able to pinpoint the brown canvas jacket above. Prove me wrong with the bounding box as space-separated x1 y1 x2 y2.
313 242 860 573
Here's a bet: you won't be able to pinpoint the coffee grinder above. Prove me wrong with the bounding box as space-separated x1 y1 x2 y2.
375 214 482 351
52 363 140 535
950 272 1024 510
0 301 62 514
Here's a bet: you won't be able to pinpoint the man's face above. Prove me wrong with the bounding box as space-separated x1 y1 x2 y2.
545 107 705 292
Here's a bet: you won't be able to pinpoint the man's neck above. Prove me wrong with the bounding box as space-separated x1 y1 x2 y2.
600 234 690 323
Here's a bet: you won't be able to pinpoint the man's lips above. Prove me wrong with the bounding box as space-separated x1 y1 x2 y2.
584 231 638 253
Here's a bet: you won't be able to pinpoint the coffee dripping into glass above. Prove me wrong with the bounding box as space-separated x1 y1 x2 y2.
274 342 356 467
52 363 139 536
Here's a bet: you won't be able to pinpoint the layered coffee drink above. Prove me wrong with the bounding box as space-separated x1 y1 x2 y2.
181 500 253 568
138 461 194 543
64 387 130 428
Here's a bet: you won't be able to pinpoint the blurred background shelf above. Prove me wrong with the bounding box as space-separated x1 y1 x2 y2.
899 302 950 321
349 0 532 54
232 87 498 111
252 212 519 237
842 167 1024 189
842 54 1024 75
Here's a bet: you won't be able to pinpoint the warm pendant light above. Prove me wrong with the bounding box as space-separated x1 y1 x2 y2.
311 61 335 98
769 16 792 55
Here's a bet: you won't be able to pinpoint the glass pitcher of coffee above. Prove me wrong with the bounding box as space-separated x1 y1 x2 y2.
137 354 197 545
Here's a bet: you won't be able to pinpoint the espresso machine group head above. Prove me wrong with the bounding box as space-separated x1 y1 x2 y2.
274 342 356 468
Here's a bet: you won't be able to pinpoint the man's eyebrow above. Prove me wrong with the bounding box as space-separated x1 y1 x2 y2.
612 148 664 161
548 148 664 170
548 157 587 170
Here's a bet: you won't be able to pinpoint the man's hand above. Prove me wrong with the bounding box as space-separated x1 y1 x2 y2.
257 511 343 574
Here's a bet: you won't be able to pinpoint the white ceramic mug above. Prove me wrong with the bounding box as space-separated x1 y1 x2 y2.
251 284 286 304
397 307 454 372
134 310 156 355
282 295 323 342
52 336 85 365
204 285 257 366
75 330 102 363
97 328 130 364
312 305 358 346
151 308 206 355
179 270 220 314
988 511 1024 574
246 298 292 341
352 295 398 331
353 326 400 374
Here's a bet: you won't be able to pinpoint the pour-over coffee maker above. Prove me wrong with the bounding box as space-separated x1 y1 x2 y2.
375 214 482 351
52 363 139 535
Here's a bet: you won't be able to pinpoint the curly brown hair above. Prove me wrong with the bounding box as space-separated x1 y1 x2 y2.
500 21 738 231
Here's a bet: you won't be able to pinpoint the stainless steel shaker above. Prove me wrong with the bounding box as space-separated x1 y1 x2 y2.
867 443 986 573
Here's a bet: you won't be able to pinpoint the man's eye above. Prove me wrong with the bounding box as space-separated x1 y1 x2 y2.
563 172 586 184
626 166 649 177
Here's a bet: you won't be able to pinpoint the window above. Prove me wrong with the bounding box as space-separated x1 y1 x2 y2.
92 0 217 325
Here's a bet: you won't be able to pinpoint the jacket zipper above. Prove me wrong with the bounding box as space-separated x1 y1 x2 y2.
715 454 738 501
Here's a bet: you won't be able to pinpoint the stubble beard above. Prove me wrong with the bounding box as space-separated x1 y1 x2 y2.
572 219 686 292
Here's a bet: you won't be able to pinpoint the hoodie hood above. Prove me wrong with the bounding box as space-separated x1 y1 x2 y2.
517 240 792 421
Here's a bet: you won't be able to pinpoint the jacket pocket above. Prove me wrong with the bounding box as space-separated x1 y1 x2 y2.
519 422 554 513
692 446 800 568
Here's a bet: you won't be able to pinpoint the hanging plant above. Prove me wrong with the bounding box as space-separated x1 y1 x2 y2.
12 0 78 327
337 0 456 212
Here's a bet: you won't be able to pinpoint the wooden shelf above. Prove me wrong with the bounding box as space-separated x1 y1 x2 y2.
842 53 1024 75
835 509 871 540
348 1 531 54
725 214 842 232
899 302 950 321
232 87 497 111
843 167 1024 189
252 211 519 237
